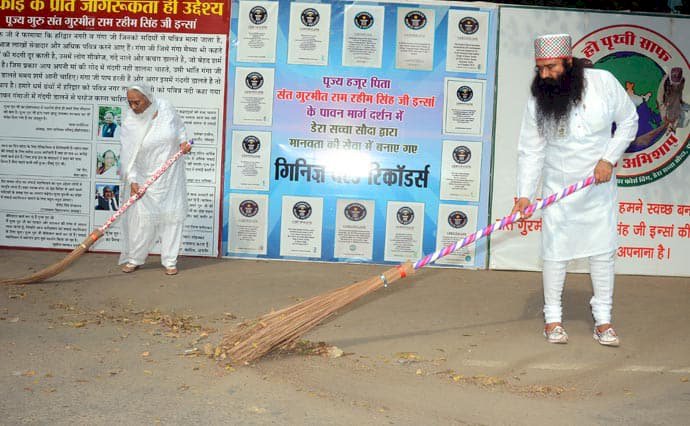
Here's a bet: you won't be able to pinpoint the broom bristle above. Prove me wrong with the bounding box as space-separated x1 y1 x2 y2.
1 231 102 285
218 262 414 364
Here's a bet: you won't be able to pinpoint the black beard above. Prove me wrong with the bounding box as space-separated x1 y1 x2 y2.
531 58 586 137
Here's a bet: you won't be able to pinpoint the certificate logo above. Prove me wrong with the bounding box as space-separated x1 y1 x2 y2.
447 210 468 229
245 72 264 90
354 11 374 30
242 135 261 154
456 86 473 102
239 200 259 218
396 206 415 225
301 8 320 27
404 11 427 30
452 145 472 164
249 6 268 25
344 202 367 221
458 17 479 35
293 201 312 220
574 25 689 186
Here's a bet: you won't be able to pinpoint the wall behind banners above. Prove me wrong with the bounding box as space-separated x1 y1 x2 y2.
0 1 229 257
222 0 498 268
490 7 690 276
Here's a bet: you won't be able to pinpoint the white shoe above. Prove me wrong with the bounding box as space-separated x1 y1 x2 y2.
593 327 620 347
544 325 568 344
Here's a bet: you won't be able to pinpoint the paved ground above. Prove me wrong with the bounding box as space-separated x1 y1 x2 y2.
1 248 689 425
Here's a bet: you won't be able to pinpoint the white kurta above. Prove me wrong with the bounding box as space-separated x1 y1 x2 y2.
118 98 188 266
517 68 638 261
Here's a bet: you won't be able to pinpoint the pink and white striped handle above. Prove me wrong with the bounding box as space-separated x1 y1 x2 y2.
413 175 596 270
99 142 192 233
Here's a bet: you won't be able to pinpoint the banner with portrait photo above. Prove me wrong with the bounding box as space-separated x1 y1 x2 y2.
0 1 229 256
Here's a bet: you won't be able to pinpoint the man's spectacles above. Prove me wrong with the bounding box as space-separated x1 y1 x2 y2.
534 63 561 73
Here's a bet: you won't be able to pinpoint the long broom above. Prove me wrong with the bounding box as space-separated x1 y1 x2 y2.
1 143 192 286
218 175 597 364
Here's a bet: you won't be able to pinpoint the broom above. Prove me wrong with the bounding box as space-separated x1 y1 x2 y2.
1 142 193 286
217 175 597 364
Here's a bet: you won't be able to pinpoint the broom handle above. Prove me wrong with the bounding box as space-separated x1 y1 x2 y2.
413 175 596 270
98 140 193 234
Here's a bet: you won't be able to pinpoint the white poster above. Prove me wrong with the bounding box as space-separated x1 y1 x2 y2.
233 67 275 126
0 28 226 257
384 201 424 262
435 204 478 266
490 7 690 276
237 1 280 63
395 7 435 71
230 130 272 191
446 10 490 74
333 199 375 260
440 140 482 201
287 2 332 66
280 195 323 258
342 5 385 68
443 78 485 136
227 193 269 255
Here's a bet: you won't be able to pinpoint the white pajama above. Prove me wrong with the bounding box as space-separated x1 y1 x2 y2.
543 251 615 326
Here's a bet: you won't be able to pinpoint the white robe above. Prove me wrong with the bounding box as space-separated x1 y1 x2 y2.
517 68 638 261
118 98 188 265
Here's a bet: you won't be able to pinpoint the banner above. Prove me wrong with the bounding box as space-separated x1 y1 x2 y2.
222 0 498 268
491 7 690 276
0 0 229 256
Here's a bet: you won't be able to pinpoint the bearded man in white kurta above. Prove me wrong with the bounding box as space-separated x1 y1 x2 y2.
511 34 638 347
118 84 192 276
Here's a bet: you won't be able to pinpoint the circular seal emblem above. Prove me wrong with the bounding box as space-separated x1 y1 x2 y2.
396 206 415 225
245 72 263 90
292 201 312 220
404 11 427 30
301 8 320 27
354 11 374 30
574 24 689 186
344 202 367 221
447 211 468 229
242 135 260 154
452 145 472 164
458 17 479 35
249 6 267 25
456 86 473 102
239 200 259 218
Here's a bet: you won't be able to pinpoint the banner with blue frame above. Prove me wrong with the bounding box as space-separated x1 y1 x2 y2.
222 0 498 268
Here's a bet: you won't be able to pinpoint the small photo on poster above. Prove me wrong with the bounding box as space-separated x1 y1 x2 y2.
94 183 121 211
95 145 121 180
97 106 122 139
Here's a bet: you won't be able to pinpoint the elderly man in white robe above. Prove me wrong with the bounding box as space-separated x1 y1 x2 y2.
511 34 638 346
118 84 192 276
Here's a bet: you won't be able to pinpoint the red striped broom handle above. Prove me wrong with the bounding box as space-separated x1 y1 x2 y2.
413 175 596 270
